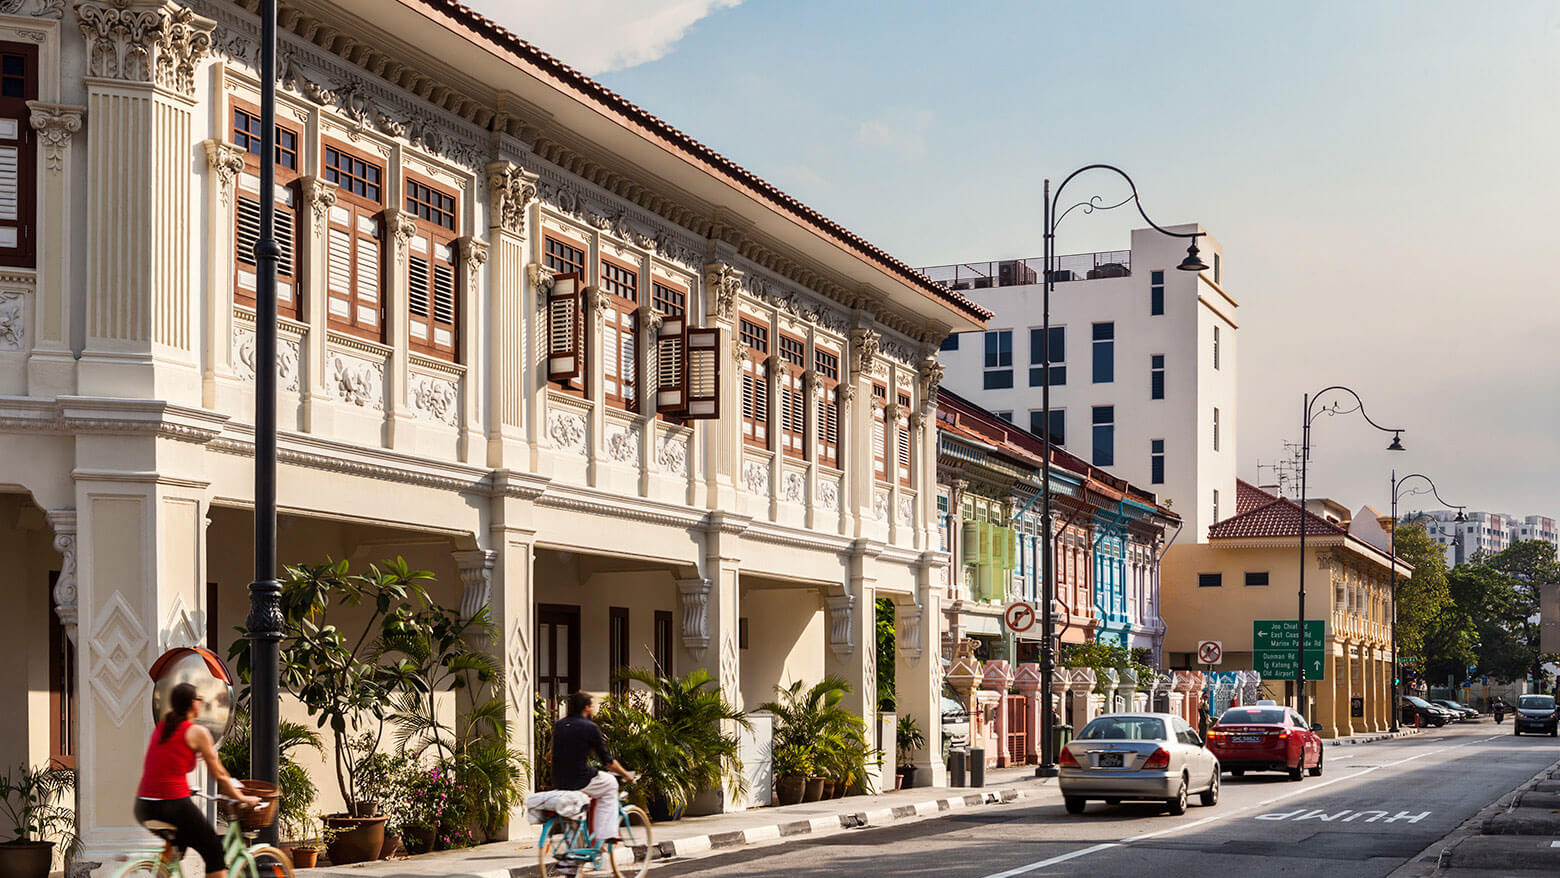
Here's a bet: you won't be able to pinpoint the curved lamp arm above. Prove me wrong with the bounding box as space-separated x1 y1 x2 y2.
1393 473 1463 513
1049 163 1202 241
1306 384 1405 438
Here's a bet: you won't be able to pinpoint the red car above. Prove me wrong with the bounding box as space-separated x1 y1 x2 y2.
1207 704 1324 780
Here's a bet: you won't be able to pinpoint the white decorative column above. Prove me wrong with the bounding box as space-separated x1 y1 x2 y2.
298 176 337 433
383 206 418 449
701 258 742 511
75 1 214 402
485 160 536 469
458 236 489 464
25 101 85 397
828 538 882 791
897 552 945 787
488 470 544 833
199 139 244 408
695 512 747 810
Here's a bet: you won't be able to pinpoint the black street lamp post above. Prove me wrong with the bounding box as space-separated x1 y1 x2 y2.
1295 387 1404 719
245 0 283 843
1387 477 1464 731
1035 166 1206 778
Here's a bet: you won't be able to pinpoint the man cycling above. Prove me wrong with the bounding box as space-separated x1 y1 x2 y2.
552 692 635 847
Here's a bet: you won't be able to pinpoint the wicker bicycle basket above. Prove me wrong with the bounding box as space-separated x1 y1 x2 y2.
223 779 281 830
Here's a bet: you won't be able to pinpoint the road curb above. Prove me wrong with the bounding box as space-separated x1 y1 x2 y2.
1326 727 1423 747
1384 752 1560 878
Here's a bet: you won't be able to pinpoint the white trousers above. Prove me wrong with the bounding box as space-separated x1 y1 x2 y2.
581 771 619 842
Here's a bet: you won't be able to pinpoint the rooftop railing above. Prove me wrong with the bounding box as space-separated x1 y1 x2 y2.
918 250 1132 291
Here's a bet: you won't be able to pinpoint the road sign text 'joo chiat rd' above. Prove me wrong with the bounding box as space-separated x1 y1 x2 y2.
1253 620 1326 681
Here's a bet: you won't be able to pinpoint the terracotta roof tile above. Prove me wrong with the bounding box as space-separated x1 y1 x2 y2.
1209 482 1345 540
414 0 991 324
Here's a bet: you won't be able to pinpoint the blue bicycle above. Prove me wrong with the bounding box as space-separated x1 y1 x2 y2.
536 791 653 877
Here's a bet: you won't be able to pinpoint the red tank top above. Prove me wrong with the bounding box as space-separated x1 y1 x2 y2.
137 720 198 799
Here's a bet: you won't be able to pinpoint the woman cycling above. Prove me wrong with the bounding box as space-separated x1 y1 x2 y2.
134 683 258 878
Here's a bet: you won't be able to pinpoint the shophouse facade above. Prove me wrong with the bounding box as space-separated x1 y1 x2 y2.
0 0 989 862
919 226 1236 543
1161 482 1411 737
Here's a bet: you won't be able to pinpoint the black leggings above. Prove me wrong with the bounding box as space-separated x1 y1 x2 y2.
134 796 225 873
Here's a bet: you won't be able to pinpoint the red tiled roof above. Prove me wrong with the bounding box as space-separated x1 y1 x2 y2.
1209 482 1345 540
1235 480 1271 515
411 0 991 325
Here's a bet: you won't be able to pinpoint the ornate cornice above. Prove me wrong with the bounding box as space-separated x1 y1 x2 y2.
27 102 84 174
77 2 214 97
485 160 538 237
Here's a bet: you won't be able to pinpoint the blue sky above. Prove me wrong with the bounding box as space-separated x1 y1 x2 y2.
471 1 1560 519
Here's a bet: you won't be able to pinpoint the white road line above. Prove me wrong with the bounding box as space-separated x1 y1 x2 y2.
979 733 1506 877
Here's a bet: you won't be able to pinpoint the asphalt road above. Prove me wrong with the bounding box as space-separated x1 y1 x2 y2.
653 722 1560 878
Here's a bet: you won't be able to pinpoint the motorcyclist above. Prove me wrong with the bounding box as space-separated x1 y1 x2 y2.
1493 697 1506 723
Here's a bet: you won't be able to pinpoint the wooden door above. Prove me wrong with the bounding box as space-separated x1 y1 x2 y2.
536 604 581 718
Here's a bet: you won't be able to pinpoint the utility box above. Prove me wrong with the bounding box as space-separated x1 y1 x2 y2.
1541 583 1559 655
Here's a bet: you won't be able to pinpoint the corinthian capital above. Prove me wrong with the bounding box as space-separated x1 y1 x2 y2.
77 2 215 97
703 261 743 321
28 102 84 174
485 160 539 236
202 138 244 205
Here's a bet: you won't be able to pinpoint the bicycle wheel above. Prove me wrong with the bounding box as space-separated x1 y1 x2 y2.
538 818 586 877
240 845 295 878
113 857 175 877
608 805 654 878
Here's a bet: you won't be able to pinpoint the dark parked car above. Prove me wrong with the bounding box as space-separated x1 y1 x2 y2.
1207 705 1324 781
1400 696 1448 727
1512 694 1558 737
1431 699 1478 721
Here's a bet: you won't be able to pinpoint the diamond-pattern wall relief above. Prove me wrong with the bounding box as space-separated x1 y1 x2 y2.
90 591 150 727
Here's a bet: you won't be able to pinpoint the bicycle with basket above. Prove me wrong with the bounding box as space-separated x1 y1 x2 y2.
113 780 293 878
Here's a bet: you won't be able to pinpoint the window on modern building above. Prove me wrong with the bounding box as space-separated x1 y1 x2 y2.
0 43 37 268
1212 488 1220 524
995 411 1013 422
231 103 300 317
1150 354 1165 400
896 390 913 487
984 330 1013 389
740 316 771 450
1150 269 1164 316
777 333 807 460
1029 325 1065 386
324 143 385 342
599 256 641 411
1092 405 1114 467
1092 322 1114 383
1213 406 1220 451
543 234 588 392
1198 573 1222 588
609 607 629 700
940 333 959 352
1213 324 1221 370
1029 409 1064 446
1245 571 1269 586
815 348 840 468
1150 438 1165 484
872 382 889 481
405 176 460 360
1214 252 1222 285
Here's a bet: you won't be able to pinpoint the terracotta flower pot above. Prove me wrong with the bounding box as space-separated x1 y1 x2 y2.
0 841 54 878
401 825 436 855
291 847 320 869
775 776 806 806
802 777 825 802
820 779 835 799
323 815 387 866
378 831 401 860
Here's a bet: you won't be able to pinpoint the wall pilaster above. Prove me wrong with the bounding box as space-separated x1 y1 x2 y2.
484 160 535 468
25 100 84 397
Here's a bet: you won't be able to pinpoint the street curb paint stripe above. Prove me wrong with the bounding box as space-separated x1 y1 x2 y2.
982 843 1119 877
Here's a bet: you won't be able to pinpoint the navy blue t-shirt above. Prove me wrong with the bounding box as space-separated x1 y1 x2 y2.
551 715 614 791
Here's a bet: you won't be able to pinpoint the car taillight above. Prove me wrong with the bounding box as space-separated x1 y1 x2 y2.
1143 747 1170 769
1207 730 1225 738
1276 731 1290 739
1059 748 1079 767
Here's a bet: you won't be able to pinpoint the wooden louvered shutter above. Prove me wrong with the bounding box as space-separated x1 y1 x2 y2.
897 391 912 486
409 235 457 357
656 315 685 412
819 385 839 468
684 327 720 419
872 400 888 481
548 273 584 381
409 235 432 344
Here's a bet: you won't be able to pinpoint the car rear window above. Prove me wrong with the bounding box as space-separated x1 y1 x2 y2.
1216 707 1285 725
1404 696 1430 707
1518 696 1555 710
1078 716 1167 741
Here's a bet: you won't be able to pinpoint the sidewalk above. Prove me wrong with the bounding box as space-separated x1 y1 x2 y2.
305 766 1049 877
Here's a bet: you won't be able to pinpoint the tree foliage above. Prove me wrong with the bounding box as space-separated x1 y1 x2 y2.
1414 538 1560 687
876 597 896 712
1391 523 1452 668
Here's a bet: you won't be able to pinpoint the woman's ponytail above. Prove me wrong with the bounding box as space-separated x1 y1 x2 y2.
159 682 198 743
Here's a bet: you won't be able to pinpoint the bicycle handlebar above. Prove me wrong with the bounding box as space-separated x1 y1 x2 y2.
191 790 269 810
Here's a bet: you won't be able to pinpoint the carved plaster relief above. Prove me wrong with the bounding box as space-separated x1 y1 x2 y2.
782 471 806 505
827 593 856 657
77 2 214 96
677 577 711 651
546 409 587 456
656 434 689 475
742 460 770 497
874 489 890 522
89 591 150 727
27 103 84 174
604 422 642 465
897 496 914 526
46 509 76 641
0 291 23 351
327 351 385 410
161 593 202 651
409 371 460 427
0 0 66 18
233 325 301 392
817 478 840 512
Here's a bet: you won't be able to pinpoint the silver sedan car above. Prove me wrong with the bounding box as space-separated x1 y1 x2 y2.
1059 712 1221 815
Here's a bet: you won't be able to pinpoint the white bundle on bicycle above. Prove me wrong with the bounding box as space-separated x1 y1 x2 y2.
525 789 592 825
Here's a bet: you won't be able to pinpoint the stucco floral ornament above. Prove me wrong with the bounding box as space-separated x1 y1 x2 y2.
0 292 23 351
27 102 84 173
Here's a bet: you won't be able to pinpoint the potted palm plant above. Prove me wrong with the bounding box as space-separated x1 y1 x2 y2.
771 745 810 806
759 677 861 806
0 762 75 878
595 668 748 820
896 715 925 789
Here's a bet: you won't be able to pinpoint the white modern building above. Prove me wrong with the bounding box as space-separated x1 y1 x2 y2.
920 226 1236 542
1412 510 1558 566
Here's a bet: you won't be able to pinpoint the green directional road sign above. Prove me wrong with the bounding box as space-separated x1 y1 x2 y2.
1253 619 1326 681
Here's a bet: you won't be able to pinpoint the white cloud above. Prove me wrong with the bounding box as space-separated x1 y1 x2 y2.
855 109 934 161
464 0 740 75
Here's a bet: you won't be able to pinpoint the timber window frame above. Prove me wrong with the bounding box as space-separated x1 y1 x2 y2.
0 42 35 268
404 173 460 360
777 332 807 460
230 100 301 318
652 278 689 417
543 233 589 393
896 390 913 487
323 140 386 342
814 347 841 469
740 315 771 450
872 382 889 482
599 255 640 411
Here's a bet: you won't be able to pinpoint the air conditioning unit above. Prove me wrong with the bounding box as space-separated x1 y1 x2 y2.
1046 269 1076 283
998 260 1038 286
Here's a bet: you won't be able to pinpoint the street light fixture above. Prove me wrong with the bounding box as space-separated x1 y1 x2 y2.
1387 474 1463 732
1034 165 1205 779
1294 387 1404 721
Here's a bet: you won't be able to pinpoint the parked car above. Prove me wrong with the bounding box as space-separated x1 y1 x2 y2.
1431 699 1478 721
1400 696 1448 727
1207 705 1323 781
1058 713 1220 816
1512 694 1558 737
941 694 970 752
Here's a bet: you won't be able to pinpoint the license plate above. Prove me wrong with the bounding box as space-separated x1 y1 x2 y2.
1233 735 1262 743
1097 752 1124 768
